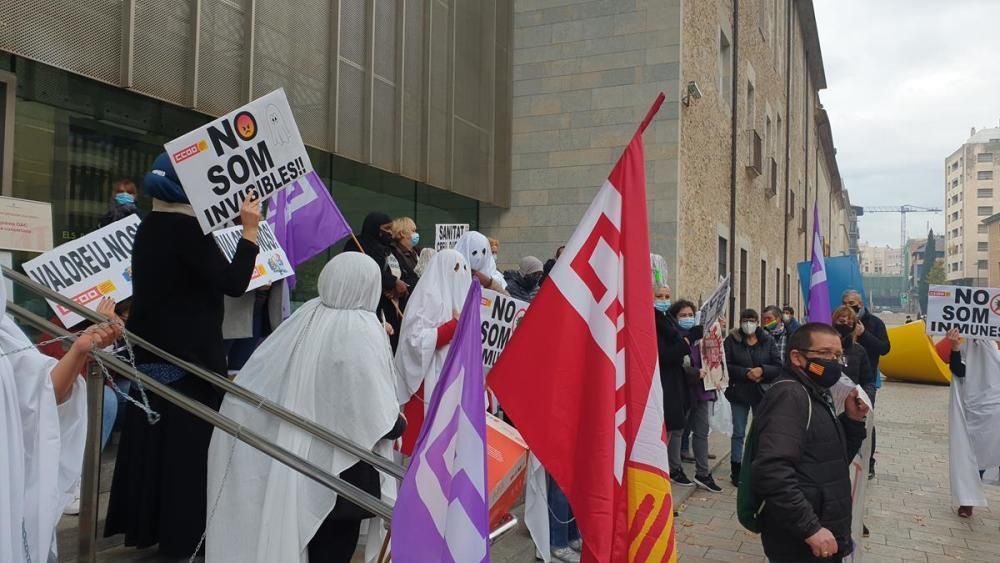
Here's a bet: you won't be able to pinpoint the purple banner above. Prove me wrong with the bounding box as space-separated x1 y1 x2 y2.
392 281 489 563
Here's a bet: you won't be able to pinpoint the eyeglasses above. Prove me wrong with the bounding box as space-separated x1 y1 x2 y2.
796 348 848 366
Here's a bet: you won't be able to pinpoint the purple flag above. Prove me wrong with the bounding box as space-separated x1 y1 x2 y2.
808 203 832 324
392 281 489 563
267 171 352 288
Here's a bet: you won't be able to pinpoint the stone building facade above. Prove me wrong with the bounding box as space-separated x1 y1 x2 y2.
483 0 854 318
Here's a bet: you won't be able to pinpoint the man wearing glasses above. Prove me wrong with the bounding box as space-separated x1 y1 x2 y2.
751 323 870 563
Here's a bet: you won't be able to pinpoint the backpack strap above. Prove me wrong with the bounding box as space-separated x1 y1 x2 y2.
770 379 812 431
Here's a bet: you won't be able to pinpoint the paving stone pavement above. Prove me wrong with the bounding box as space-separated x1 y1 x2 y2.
61 380 1000 561
673 380 1000 563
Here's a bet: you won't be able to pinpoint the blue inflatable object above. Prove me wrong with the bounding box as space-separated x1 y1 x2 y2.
797 255 867 315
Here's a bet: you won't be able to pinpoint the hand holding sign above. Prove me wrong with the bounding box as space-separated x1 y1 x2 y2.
240 190 261 244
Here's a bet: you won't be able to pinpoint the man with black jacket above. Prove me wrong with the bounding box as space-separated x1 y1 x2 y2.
752 323 869 562
842 289 889 478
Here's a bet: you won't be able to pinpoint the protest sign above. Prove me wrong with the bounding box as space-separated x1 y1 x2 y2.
480 288 529 369
213 222 292 292
698 319 729 391
22 215 141 327
486 413 528 530
696 275 730 329
926 284 1000 340
0 196 53 253
165 89 313 234
434 223 468 251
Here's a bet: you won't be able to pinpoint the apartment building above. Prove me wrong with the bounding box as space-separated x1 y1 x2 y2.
945 126 1000 286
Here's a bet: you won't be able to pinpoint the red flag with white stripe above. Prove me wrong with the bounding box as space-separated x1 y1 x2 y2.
489 94 675 562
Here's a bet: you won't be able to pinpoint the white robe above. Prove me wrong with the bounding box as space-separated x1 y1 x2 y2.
949 339 1000 507
394 249 471 408
206 253 401 563
0 281 87 563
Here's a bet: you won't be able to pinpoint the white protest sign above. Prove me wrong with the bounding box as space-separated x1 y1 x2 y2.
0 196 53 253
165 89 313 234
696 275 730 329
213 222 292 292
480 288 529 369
926 284 1000 340
698 320 729 391
435 224 469 251
22 215 141 327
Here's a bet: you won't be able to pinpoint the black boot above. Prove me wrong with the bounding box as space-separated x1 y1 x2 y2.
730 462 742 487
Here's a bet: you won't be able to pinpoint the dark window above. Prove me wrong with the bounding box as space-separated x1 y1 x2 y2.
740 249 749 312
760 259 767 311
785 272 790 305
776 267 781 305
718 236 728 280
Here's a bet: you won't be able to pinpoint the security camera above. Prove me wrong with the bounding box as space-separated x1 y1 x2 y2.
682 81 703 107
687 81 703 100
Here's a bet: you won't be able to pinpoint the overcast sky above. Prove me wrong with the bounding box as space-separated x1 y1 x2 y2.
813 0 1000 248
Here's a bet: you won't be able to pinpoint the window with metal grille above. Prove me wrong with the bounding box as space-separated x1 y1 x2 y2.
978 153 994 163
978 206 994 216
979 242 989 252
978 171 994 181
979 189 994 198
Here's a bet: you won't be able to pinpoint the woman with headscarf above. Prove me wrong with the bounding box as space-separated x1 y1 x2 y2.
1 273 121 563
104 152 260 556
394 249 471 454
454 231 507 293
206 253 404 563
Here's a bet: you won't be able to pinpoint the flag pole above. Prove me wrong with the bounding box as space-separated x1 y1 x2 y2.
377 531 391 563
637 92 666 134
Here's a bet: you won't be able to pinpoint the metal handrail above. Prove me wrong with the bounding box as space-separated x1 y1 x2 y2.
2 265 405 480
6 302 395 521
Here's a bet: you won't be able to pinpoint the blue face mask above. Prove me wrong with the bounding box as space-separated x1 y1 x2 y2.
678 317 696 330
115 192 135 206
654 299 671 312
411 232 420 247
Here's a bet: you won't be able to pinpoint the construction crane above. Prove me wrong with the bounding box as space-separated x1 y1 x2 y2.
858 205 943 251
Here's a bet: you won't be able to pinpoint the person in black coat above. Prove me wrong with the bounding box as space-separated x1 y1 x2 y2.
724 308 782 485
841 289 890 477
751 323 869 562
344 212 409 348
654 291 704 486
832 305 877 400
105 153 260 556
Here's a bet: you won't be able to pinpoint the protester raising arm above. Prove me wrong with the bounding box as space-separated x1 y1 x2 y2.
179 193 261 298
855 316 890 357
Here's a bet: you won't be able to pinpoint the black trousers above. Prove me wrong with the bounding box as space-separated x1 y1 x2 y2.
308 518 362 563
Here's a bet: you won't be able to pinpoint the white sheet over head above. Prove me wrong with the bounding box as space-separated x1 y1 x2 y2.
207 252 400 563
394 249 471 405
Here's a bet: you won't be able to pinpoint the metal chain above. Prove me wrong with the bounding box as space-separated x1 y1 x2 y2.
22 520 32 563
1 321 160 424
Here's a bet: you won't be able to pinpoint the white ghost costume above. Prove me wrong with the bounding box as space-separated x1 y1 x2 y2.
394 249 471 408
454 231 506 291
948 339 1000 507
0 273 87 563
206 253 400 563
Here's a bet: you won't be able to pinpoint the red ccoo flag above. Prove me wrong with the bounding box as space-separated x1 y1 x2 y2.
488 94 675 562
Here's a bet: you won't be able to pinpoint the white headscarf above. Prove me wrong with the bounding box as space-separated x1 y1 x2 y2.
207 252 400 563
949 338 1000 507
455 231 506 290
0 272 87 563
394 249 471 406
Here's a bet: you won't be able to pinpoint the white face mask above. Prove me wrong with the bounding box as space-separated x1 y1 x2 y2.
741 321 758 336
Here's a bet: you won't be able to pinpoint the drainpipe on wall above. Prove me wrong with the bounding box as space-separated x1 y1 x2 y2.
782 0 792 306
728 0 740 322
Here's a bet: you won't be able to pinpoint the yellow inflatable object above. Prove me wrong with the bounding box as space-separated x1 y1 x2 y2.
879 320 951 385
